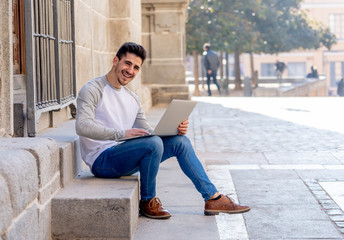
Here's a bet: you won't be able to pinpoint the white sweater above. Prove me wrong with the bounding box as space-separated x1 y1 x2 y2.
75 76 153 167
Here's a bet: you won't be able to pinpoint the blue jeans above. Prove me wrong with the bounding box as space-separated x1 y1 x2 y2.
91 135 218 201
206 70 221 96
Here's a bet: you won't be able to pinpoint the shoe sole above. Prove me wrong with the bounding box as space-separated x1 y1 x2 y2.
204 207 251 216
139 210 171 219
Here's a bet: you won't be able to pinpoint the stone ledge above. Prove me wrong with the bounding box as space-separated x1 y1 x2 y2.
0 148 38 217
0 137 59 188
0 175 12 234
3 202 39 240
39 120 85 187
52 170 139 240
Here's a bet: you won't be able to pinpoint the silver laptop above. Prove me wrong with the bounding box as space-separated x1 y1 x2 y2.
118 99 197 141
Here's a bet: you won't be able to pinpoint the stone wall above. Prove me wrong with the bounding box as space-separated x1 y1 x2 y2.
253 78 327 97
0 138 60 240
0 0 13 137
75 0 152 111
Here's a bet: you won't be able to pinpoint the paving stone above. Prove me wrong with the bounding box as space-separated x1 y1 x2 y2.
230 169 299 180
234 179 309 192
297 170 344 180
336 222 344 228
245 219 343 239
236 190 318 205
326 209 344 215
309 187 324 192
318 199 336 205
245 204 328 220
321 203 341 210
330 215 344 222
265 152 341 165
134 206 220 240
315 194 332 200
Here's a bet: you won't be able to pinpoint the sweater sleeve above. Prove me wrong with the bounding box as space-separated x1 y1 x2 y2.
75 79 125 140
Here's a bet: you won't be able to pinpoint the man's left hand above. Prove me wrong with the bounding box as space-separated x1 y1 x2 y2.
178 120 189 135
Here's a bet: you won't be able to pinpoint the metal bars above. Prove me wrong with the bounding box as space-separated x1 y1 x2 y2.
33 0 57 109
25 0 75 136
58 0 74 104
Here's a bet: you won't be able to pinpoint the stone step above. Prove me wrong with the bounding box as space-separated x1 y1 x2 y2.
51 170 140 240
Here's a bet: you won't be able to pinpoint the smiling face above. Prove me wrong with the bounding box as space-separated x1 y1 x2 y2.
111 52 143 89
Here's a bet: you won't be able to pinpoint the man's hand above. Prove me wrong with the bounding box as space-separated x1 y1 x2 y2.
178 120 189 135
208 70 212 74
125 128 150 138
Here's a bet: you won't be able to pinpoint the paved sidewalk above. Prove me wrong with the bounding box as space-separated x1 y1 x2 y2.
134 97 344 240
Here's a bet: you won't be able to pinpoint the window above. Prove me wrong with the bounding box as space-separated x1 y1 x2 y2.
329 14 344 40
261 63 276 77
25 0 75 136
287 62 306 77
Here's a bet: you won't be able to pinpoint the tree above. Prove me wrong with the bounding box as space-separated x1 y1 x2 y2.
186 0 216 95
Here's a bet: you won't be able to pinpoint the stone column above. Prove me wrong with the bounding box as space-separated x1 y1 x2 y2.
141 0 189 106
0 0 13 137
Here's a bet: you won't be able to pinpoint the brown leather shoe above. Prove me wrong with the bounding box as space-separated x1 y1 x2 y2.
204 194 250 215
139 197 171 219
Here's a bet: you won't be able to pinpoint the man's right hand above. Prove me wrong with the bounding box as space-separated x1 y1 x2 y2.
125 128 150 138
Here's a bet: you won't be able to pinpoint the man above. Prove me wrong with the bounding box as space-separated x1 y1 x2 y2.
275 60 286 84
203 43 221 96
76 42 250 219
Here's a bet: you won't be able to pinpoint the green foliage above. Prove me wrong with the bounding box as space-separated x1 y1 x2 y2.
186 0 337 54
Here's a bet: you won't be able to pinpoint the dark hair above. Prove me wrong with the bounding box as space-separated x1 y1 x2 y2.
203 43 211 50
116 42 147 64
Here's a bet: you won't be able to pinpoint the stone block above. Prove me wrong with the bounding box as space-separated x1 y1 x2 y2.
0 175 12 234
143 63 186 85
93 51 113 78
52 172 139 240
93 11 108 52
75 46 93 92
37 120 86 188
91 0 109 17
3 203 39 240
38 172 60 205
150 84 189 105
151 34 182 58
74 0 92 49
59 142 76 187
38 201 52 240
155 12 179 33
0 137 59 188
109 0 130 18
109 19 131 48
0 149 38 217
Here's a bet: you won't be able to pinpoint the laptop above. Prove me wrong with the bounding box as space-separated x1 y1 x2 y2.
118 99 197 141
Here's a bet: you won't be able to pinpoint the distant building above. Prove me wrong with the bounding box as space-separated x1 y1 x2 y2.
240 0 344 93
